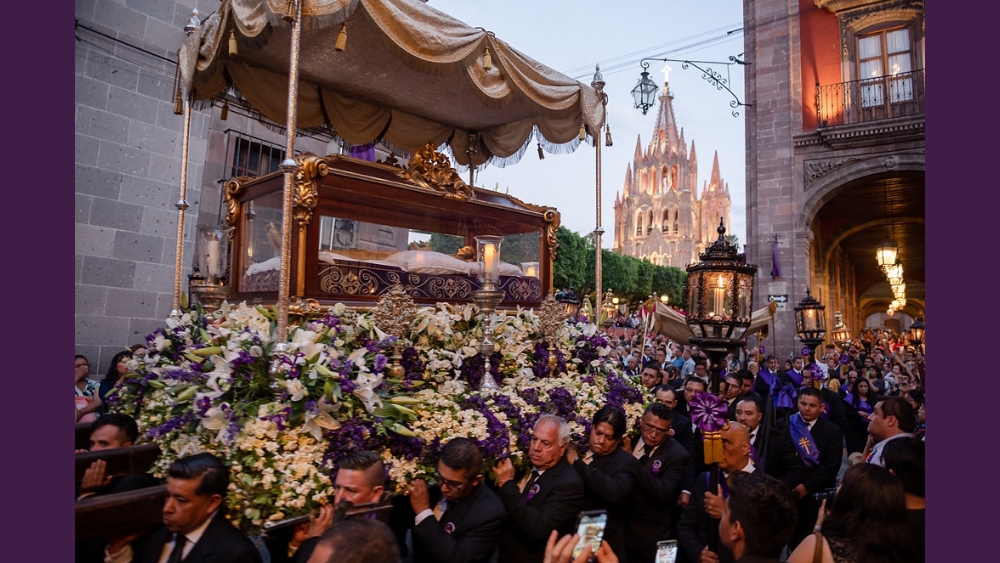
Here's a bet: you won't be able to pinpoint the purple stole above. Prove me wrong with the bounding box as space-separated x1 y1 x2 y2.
786 369 803 386
788 413 821 467
844 393 873 415
758 368 777 390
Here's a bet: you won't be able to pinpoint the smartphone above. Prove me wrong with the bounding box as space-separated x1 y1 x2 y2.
571 510 608 559
655 540 678 563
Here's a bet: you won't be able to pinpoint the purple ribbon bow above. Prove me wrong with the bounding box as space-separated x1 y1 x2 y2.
689 392 729 433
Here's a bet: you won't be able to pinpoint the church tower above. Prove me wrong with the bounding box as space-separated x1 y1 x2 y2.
613 73 731 269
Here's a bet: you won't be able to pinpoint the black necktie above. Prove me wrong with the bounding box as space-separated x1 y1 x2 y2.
523 470 539 494
641 444 653 461
168 534 187 563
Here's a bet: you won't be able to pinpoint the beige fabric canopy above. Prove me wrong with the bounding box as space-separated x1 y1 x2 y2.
179 0 606 167
650 302 774 346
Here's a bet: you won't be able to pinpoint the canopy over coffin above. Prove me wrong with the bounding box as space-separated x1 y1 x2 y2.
179 0 606 167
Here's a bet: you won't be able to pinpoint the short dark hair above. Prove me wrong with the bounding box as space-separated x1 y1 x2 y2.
438 437 483 477
314 518 401 563
75 354 89 366
877 397 917 433
737 395 764 413
799 386 822 400
652 384 675 397
338 450 386 489
91 413 139 444
168 453 229 499
726 471 798 557
739 370 755 384
881 437 925 498
592 405 628 439
642 360 662 373
643 402 674 425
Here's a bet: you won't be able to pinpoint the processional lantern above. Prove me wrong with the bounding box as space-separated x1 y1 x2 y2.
794 288 826 363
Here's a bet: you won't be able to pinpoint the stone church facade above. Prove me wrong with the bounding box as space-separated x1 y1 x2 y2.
612 84 731 269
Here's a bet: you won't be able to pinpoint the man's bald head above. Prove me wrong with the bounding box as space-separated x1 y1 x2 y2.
720 421 751 472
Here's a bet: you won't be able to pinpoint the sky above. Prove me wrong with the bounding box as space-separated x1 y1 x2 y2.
429 0 748 247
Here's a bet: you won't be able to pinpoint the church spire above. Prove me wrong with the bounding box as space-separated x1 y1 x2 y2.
634 134 644 163
623 163 632 197
709 151 722 192
651 80 681 155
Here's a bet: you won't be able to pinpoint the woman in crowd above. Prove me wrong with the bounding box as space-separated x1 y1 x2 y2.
98 350 132 414
842 377 875 454
75 355 102 423
787 463 916 563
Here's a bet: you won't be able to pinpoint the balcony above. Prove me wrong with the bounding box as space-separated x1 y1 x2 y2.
816 69 925 128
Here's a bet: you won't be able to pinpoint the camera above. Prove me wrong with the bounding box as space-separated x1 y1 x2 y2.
812 488 837 502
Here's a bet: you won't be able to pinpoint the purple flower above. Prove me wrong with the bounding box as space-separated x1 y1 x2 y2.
374 354 388 373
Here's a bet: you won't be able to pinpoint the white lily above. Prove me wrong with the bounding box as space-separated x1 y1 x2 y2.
302 397 341 440
286 379 306 402
352 371 384 413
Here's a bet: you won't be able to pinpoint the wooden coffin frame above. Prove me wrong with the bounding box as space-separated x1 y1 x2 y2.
223 146 560 310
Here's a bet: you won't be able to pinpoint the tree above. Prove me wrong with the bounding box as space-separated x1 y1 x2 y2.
553 226 590 292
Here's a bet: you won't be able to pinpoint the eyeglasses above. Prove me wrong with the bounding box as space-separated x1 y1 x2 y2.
435 471 473 491
641 422 670 435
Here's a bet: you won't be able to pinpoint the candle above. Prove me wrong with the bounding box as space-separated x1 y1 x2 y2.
712 274 725 316
207 238 220 277
483 243 496 281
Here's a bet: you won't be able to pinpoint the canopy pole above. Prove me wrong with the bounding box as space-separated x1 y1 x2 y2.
171 97 193 315
276 1 304 345
592 67 607 318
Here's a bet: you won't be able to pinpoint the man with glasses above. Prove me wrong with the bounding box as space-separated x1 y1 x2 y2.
405 438 505 563
494 414 583 563
625 402 691 563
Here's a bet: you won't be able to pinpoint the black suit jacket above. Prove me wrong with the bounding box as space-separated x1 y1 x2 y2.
497 457 584 563
676 470 736 563
134 511 262 563
625 437 690 562
411 483 506 563
782 416 844 494
571 447 639 559
751 425 805 489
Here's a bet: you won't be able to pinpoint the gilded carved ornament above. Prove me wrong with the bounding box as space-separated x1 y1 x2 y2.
401 143 476 202
292 153 329 226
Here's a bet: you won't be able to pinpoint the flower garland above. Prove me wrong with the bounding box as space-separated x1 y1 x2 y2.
109 302 647 535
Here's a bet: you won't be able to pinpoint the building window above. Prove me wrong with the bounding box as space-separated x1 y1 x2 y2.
858 27 913 108
227 131 285 179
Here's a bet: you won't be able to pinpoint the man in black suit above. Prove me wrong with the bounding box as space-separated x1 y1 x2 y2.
105 452 263 563
719 472 798 563
652 384 701 534
625 402 691 563
493 414 584 563
801 365 848 438
676 421 755 563
403 437 505 563
783 387 845 549
733 396 803 489
566 405 639 559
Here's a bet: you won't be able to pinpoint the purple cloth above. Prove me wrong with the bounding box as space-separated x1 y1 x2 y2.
348 143 376 162
788 413 821 467
770 239 781 278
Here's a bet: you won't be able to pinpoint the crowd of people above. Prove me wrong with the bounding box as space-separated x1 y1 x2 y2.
75 324 925 563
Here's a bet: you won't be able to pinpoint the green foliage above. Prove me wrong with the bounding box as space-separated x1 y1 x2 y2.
553 226 589 291
427 232 464 254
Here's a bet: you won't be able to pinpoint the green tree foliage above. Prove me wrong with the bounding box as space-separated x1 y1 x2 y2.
553 226 589 291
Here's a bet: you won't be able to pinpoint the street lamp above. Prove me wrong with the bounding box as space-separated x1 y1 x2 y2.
631 61 659 115
684 219 757 394
794 288 827 365
831 311 851 348
910 317 925 346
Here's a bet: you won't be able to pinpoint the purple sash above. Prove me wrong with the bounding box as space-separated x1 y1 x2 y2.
759 368 777 389
786 369 803 386
788 413 821 467
774 382 798 409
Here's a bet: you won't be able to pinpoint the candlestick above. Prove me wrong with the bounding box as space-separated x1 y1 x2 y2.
207 236 220 277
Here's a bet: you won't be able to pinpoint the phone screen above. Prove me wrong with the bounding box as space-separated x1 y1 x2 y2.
655 540 678 563
571 510 608 559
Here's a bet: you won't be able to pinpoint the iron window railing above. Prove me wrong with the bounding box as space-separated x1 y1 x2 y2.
816 68 924 128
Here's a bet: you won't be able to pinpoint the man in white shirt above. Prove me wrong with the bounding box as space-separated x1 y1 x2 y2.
864 396 917 467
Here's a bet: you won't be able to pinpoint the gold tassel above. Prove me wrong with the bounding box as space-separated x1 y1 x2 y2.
283 0 297 22
220 100 229 121
605 123 613 147
483 46 492 71
335 23 348 52
578 122 586 141
228 30 238 57
537 143 544 160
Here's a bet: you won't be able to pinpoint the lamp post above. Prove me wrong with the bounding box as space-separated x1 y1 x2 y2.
909 317 925 346
684 219 758 395
831 311 851 349
794 288 827 366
